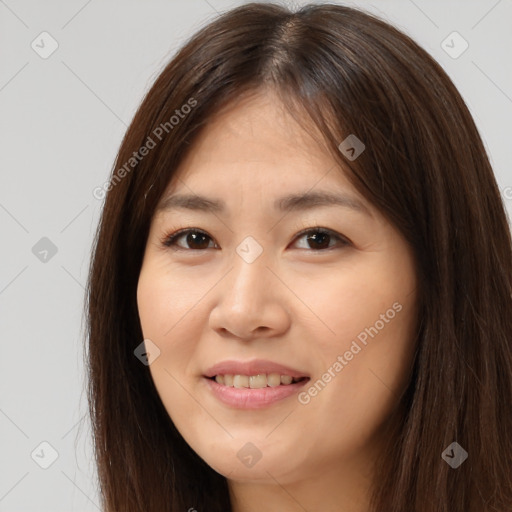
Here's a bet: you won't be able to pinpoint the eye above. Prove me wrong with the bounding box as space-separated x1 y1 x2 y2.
160 227 350 252
161 228 217 251
292 227 350 251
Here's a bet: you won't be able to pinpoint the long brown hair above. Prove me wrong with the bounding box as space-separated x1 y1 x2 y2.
84 3 512 510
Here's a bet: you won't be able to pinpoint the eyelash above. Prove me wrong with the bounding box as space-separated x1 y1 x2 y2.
159 226 351 252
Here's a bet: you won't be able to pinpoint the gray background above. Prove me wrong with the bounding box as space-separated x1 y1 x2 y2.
1 0 511 510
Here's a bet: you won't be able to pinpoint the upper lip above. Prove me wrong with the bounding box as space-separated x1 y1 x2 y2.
203 359 310 379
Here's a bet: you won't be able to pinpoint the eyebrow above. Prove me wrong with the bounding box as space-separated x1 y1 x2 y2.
156 190 372 216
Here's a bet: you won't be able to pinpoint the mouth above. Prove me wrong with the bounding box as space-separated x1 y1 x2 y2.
202 360 311 409
206 373 309 388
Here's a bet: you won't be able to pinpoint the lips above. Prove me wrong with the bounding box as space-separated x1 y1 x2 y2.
203 359 310 379
202 359 311 408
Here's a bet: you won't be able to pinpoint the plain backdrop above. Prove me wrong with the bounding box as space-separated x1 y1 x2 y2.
1 0 511 510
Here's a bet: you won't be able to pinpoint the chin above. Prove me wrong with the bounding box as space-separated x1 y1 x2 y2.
193 438 304 483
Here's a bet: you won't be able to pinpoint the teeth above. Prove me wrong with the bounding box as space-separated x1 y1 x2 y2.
233 375 249 388
214 373 303 388
267 373 281 387
249 374 267 389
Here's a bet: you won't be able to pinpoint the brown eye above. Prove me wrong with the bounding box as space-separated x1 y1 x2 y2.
162 227 349 252
292 228 349 251
163 229 216 250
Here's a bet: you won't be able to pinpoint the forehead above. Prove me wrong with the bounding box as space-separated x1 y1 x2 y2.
159 90 366 209
186 90 327 165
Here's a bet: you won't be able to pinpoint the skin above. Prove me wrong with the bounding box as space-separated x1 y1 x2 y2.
137 89 419 512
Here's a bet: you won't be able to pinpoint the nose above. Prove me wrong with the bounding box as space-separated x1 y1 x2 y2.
208 247 291 340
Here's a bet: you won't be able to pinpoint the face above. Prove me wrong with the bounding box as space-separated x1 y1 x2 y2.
137 90 418 486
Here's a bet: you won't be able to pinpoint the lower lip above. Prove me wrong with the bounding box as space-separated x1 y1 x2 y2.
204 377 310 409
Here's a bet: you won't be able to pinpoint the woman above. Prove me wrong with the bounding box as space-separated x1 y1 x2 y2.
85 3 512 511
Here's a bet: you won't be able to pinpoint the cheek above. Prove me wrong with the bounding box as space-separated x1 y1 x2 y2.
137 258 205 341
136 262 200 387
294 253 417 447
136 279 168 340
137 264 208 432
295 255 415 355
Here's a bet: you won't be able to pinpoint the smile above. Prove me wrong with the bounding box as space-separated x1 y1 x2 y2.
202 359 310 409
211 373 307 388
204 374 310 409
